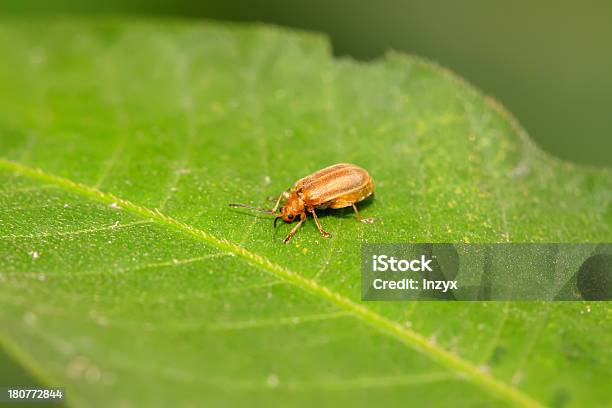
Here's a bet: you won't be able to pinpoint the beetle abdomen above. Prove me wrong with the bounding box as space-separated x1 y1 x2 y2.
328 181 374 209
297 163 374 206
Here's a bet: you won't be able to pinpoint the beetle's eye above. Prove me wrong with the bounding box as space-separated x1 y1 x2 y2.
287 214 294 220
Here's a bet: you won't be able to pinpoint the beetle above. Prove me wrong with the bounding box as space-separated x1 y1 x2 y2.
229 163 375 243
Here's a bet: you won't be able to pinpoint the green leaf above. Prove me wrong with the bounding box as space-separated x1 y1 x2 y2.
0 19 610 407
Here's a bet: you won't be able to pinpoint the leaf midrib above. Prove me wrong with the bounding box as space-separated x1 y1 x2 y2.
0 157 543 408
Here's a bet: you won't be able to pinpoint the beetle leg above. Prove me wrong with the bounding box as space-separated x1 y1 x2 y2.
271 190 290 213
283 215 305 244
310 207 332 238
352 203 375 224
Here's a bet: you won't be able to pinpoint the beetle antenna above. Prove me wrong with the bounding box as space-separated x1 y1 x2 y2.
229 203 278 216
274 216 282 228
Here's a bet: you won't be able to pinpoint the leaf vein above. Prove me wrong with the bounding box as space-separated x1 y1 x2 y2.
0 219 152 240
0 158 544 408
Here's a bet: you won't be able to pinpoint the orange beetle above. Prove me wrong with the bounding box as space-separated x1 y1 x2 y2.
230 163 375 243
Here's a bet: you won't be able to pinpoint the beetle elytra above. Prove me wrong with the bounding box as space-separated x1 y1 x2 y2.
229 163 375 243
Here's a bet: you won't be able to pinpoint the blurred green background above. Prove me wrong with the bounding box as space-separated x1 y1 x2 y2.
2 0 611 166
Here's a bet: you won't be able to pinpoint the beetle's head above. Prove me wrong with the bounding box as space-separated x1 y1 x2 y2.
275 195 305 226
